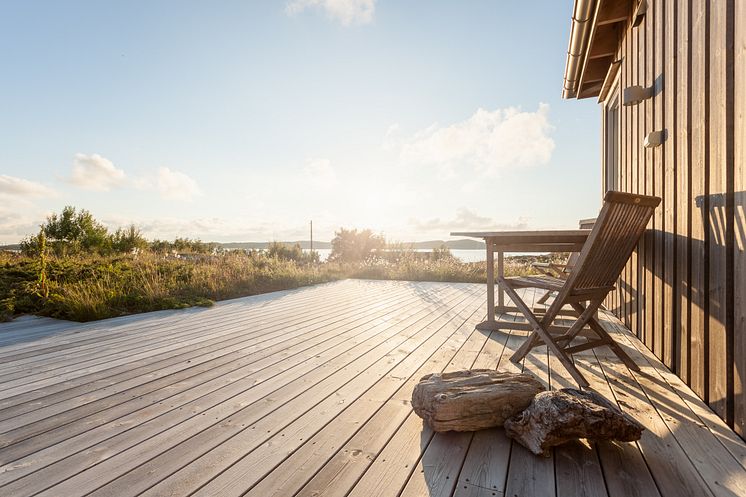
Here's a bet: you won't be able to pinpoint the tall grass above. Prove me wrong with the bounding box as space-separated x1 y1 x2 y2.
348 253 564 282
0 250 564 322
0 251 344 322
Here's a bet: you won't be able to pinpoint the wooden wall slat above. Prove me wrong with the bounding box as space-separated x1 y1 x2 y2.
622 17 634 330
676 0 691 384
645 0 656 354
653 0 664 364
632 16 640 340
733 0 745 436
707 0 731 420
725 0 736 431
637 1 653 349
663 0 677 371
621 25 630 328
689 0 707 400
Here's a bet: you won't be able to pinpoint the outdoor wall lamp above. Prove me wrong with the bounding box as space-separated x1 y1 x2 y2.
644 130 665 148
622 85 653 106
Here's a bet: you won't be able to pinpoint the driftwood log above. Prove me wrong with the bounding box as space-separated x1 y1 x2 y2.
411 369 544 432
504 388 645 456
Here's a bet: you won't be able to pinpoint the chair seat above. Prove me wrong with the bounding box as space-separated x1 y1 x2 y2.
503 275 566 291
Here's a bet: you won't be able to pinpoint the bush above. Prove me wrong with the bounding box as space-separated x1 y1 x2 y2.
112 224 149 253
329 228 386 263
266 242 319 263
430 244 454 261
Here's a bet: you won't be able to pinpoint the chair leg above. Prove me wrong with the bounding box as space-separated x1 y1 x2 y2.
498 279 589 388
559 299 604 343
537 290 552 305
570 303 640 372
511 332 541 363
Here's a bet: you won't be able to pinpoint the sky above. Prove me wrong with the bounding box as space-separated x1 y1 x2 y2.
0 0 600 244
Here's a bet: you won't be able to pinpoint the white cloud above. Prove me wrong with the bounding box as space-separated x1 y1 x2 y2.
0 176 55 243
66 154 201 201
0 202 47 243
302 158 338 189
382 123 401 151
410 207 530 234
0 175 55 197
286 0 376 26
153 167 202 201
69 153 127 191
400 103 555 177
110 215 294 242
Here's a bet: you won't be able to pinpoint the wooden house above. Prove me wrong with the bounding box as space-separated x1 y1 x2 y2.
562 0 745 435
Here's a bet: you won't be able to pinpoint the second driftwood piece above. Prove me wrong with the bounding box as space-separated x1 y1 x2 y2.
504 388 645 456
411 369 544 432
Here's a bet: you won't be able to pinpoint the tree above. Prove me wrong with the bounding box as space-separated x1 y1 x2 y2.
20 206 150 256
329 228 386 263
25 206 110 255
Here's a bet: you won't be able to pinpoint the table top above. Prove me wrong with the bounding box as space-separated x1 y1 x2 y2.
450 229 591 241
449 229 591 252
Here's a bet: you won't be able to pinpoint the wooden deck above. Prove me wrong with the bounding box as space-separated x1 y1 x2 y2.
0 279 745 497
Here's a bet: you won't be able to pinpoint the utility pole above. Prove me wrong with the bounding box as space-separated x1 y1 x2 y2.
310 220 313 253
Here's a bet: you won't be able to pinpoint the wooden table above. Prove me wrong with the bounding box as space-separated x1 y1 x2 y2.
450 230 591 331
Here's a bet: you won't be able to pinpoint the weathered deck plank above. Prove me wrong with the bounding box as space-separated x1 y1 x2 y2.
2 284 475 496
0 280 744 497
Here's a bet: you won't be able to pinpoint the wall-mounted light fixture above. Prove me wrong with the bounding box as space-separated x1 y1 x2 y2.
622 85 653 106
644 130 665 148
633 0 648 27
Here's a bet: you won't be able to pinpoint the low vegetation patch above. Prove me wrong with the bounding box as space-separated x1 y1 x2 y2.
0 206 565 322
0 251 344 322
0 250 562 322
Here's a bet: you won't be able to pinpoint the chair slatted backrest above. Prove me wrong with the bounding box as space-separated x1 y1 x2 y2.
564 191 660 293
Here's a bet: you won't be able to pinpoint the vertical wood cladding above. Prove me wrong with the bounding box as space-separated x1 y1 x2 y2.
603 0 741 434
733 0 745 435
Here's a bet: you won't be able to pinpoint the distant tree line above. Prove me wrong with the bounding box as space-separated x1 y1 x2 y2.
18 206 452 264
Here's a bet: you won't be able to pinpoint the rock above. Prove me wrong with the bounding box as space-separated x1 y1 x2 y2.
411 369 545 432
504 388 645 456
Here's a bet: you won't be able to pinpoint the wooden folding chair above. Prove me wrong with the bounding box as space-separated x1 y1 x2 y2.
499 191 661 387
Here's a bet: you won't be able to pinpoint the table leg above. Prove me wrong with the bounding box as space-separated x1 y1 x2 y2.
497 250 505 312
486 239 495 323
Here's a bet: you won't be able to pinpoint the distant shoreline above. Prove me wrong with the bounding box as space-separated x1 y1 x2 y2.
1 238 486 252
189 239 487 251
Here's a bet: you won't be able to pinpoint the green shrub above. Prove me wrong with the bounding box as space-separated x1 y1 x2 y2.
329 228 385 263
266 242 319 263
